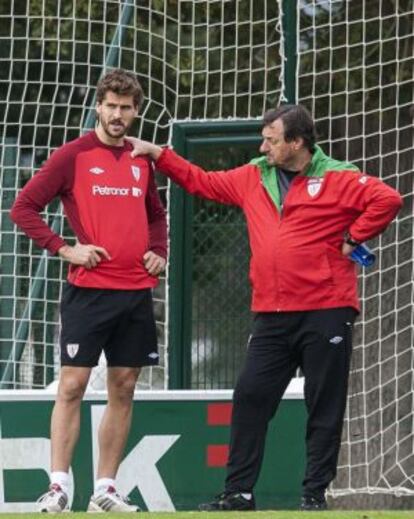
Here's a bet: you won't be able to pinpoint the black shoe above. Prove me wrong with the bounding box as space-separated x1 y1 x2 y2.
199 491 255 511
300 496 328 511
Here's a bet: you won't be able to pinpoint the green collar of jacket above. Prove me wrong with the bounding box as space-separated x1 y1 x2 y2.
250 145 359 212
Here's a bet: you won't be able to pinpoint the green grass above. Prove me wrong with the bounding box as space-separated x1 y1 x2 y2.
0 512 413 519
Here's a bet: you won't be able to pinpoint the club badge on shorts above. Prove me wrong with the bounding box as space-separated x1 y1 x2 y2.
131 165 141 182
307 178 323 197
66 343 79 358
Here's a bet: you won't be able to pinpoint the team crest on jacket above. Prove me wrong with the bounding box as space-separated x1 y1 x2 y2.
131 165 141 182
307 178 323 197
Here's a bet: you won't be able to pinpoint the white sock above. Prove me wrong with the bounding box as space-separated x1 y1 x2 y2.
50 471 69 494
94 477 116 495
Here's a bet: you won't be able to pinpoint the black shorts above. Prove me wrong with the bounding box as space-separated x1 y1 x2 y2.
60 283 159 368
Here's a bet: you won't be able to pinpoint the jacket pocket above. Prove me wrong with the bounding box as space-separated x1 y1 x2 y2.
278 245 334 302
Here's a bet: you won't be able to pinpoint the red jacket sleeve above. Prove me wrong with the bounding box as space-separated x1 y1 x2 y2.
9 147 74 255
340 171 403 242
145 169 168 259
155 148 249 207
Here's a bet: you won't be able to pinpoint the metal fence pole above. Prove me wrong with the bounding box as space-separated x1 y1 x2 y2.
282 0 298 103
0 138 17 387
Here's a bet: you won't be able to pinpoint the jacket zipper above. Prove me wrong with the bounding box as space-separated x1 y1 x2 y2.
278 175 302 224
275 175 304 310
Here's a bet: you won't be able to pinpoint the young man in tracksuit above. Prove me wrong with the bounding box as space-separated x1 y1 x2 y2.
10 69 167 512
129 104 402 511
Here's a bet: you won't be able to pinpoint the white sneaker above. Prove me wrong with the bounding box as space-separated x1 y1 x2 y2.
37 483 69 513
87 486 140 512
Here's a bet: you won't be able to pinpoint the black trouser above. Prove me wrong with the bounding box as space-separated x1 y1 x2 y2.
225 307 357 500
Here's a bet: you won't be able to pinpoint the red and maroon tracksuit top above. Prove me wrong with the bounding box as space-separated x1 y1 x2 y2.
11 131 167 290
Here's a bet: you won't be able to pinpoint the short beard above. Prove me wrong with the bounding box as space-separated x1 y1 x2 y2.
100 120 129 139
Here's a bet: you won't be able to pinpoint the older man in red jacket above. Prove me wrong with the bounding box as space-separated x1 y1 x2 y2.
130 104 402 511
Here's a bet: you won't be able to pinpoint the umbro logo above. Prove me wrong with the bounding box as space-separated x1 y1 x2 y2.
89 167 105 175
359 175 368 184
329 336 343 345
148 352 159 359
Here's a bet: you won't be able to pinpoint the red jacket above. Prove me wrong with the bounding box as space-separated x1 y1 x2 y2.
10 131 167 290
156 146 402 312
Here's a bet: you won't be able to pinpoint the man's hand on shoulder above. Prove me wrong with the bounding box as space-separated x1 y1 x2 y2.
125 136 163 161
143 250 166 276
58 243 111 269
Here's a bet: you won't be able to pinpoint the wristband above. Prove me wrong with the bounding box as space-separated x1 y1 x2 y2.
344 233 360 247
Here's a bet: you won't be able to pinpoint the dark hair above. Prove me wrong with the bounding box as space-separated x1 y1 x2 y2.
96 68 144 108
263 104 316 152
